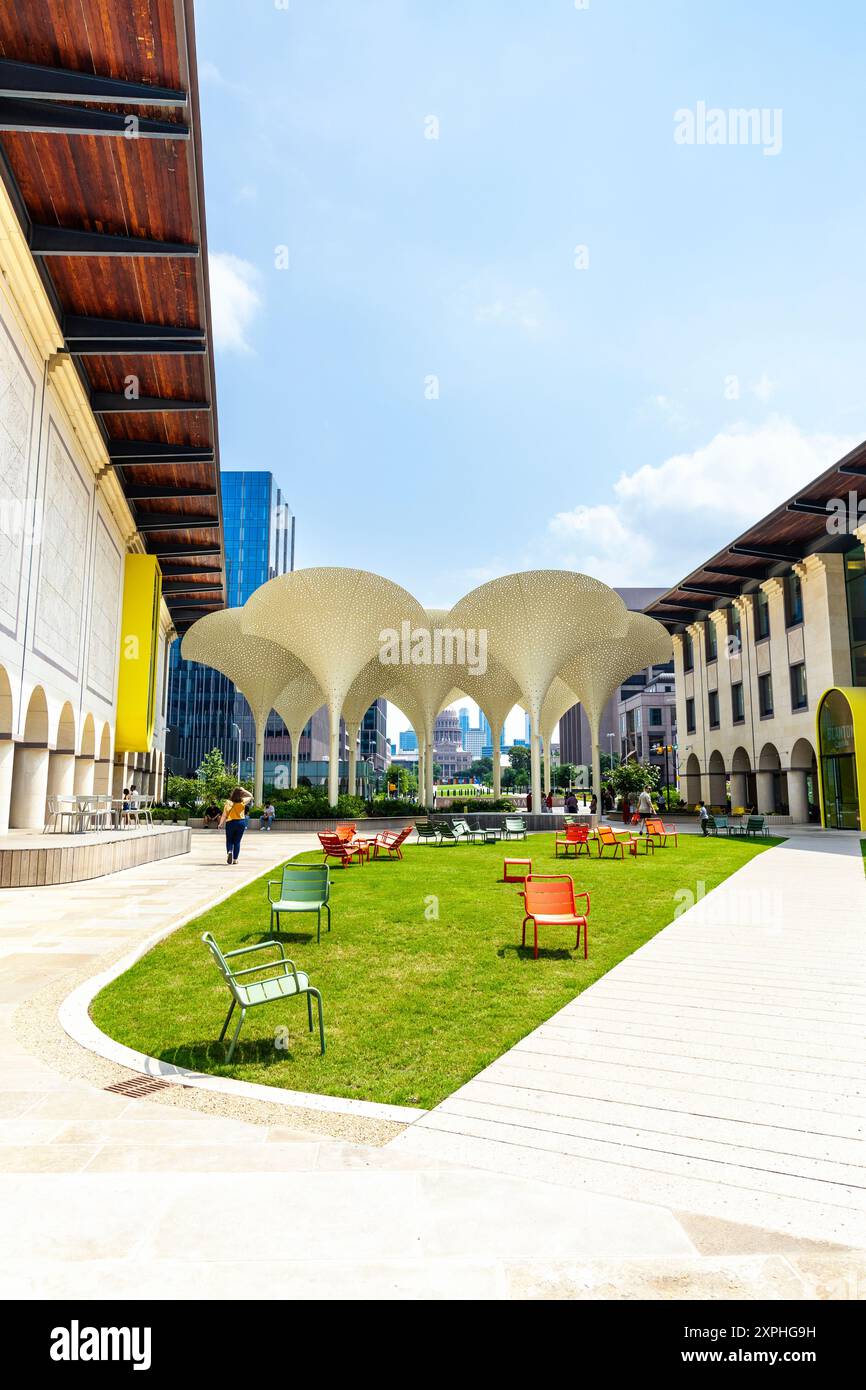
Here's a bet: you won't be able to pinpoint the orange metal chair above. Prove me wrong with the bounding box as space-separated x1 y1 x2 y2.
335 823 357 842
372 825 413 859
645 817 678 847
521 874 589 960
318 831 366 866
595 823 652 859
555 823 590 858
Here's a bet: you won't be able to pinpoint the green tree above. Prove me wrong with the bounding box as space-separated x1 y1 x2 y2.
554 761 577 790
165 775 199 809
468 756 493 785
195 748 237 807
609 760 661 800
505 744 530 778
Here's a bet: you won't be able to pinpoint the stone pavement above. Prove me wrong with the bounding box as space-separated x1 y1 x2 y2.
0 827 864 1299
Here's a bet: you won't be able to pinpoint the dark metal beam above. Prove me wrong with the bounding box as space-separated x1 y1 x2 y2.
93 392 210 414
686 584 741 599
788 500 835 517
63 314 205 354
704 561 769 581
159 565 223 578
108 441 214 464
166 607 224 622
0 58 187 107
730 543 800 563
0 97 188 139
124 484 217 502
149 543 221 558
31 225 198 258
135 512 217 532
162 583 224 596
840 460 866 476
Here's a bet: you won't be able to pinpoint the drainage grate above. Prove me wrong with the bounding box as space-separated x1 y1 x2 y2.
104 1075 173 1099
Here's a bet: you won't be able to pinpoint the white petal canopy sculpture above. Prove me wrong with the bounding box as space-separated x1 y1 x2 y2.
181 609 312 803
242 568 426 806
392 609 469 807
539 676 580 796
382 677 430 804
559 611 674 801
452 572 628 811
272 667 325 789
452 660 524 798
341 656 394 795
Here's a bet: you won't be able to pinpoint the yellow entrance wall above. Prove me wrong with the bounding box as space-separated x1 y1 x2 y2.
816 686 866 830
115 555 162 754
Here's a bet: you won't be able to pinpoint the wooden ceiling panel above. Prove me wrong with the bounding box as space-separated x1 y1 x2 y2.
3 132 193 242
86 353 208 399
0 0 181 88
47 257 200 327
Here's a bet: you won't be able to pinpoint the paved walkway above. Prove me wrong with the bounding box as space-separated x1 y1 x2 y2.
0 827 864 1299
391 833 866 1249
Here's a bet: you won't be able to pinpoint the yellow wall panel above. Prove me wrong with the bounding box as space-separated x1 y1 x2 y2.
115 555 161 753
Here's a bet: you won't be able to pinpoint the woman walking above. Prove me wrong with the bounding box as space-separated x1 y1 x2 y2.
218 786 253 865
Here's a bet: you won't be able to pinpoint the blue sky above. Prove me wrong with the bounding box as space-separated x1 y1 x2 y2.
194 0 866 740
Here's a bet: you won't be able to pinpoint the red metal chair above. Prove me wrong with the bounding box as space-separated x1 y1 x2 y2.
318 831 367 867
372 825 413 859
335 823 357 842
521 874 589 960
555 823 590 858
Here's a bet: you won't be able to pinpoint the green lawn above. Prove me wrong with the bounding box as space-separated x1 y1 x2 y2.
91 831 781 1109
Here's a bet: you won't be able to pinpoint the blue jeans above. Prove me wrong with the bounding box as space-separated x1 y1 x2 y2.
225 818 247 861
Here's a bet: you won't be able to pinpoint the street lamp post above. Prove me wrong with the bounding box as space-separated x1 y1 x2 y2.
231 722 242 783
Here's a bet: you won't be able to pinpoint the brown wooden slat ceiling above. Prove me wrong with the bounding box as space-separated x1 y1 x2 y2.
645 439 866 631
0 0 225 629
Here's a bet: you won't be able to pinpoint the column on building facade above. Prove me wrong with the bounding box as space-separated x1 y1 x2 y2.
787 767 810 823
756 768 776 814
0 740 13 834
47 749 76 804
9 747 50 830
685 621 709 804
794 552 853 688
73 753 95 796
730 770 748 808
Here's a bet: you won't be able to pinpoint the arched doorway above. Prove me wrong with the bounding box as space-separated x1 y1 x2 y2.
682 752 702 805
94 723 112 795
47 701 78 809
817 688 865 830
730 745 755 812
707 749 727 808
74 712 97 796
10 686 50 829
758 742 783 815
788 737 818 824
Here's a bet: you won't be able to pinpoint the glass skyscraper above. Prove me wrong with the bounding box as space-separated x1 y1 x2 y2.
167 472 295 778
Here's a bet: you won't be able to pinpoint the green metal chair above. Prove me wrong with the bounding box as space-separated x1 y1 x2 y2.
741 814 769 837
503 816 527 840
451 817 485 843
436 820 460 845
414 819 441 844
202 932 324 1060
267 864 331 942
706 814 730 835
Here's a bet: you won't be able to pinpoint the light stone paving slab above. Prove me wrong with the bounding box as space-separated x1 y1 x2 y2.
0 826 864 1298
390 832 866 1249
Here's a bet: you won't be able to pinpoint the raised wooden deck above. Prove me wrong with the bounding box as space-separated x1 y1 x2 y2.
0 824 191 888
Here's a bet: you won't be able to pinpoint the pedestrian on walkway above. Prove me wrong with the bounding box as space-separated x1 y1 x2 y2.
261 802 276 831
698 800 710 836
637 785 654 832
219 786 253 864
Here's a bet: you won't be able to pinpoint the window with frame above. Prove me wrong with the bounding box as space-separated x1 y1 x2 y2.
705 619 718 662
758 672 774 717
785 571 804 627
686 697 696 734
790 662 808 711
727 604 742 653
649 706 663 727
732 681 745 723
683 631 694 672
754 589 771 641
708 690 720 728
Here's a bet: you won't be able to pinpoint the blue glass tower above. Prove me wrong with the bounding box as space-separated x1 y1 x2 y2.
167 472 295 778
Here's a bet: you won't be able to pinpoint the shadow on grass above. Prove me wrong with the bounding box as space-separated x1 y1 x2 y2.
497 943 576 962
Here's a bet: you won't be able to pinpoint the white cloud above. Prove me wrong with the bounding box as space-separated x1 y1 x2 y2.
208 252 263 354
546 419 855 586
751 372 775 403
